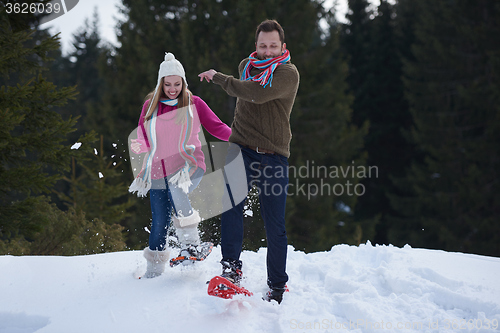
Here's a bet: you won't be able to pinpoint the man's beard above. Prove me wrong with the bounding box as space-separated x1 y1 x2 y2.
256 54 275 60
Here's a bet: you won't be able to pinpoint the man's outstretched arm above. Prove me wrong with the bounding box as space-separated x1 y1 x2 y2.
198 65 299 105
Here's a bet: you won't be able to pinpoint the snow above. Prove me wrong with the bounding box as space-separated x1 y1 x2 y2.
1 242 499 333
243 205 254 217
70 142 82 150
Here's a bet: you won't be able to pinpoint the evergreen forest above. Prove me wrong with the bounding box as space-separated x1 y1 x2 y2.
1 0 499 257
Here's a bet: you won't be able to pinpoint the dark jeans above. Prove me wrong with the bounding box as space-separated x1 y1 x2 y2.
149 168 204 251
221 143 289 288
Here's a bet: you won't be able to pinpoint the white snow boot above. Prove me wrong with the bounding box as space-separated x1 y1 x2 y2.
143 247 170 278
172 210 201 247
170 211 214 267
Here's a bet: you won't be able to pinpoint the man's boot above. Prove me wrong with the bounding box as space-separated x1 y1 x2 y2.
220 258 243 285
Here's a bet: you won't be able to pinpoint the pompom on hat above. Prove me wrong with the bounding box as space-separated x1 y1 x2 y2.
158 52 187 87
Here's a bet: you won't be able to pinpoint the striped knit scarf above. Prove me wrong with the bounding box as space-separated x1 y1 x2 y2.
241 49 290 88
168 99 197 194
129 99 196 197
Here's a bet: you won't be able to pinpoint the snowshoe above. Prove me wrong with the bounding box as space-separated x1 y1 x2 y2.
169 242 213 267
207 275 253 299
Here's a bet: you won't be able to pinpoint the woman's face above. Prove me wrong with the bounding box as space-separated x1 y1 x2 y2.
163 75 183 99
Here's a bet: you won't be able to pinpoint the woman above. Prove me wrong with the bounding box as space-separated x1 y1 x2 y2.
129 52 231 278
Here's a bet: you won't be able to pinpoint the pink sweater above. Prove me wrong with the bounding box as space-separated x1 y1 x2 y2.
133 95 231 179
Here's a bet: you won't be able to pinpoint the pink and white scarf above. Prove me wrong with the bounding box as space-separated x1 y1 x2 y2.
129 99 196 197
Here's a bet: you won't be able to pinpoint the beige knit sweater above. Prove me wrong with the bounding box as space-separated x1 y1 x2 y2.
212 58 300 157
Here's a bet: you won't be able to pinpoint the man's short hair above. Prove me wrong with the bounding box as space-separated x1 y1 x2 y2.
255 19 285 45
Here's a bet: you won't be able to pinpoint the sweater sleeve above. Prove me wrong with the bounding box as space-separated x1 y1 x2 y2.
193 96 232 141
211 59 299 105
132 101 151 154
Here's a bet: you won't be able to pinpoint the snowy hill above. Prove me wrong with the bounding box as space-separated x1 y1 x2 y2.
1 242 499 333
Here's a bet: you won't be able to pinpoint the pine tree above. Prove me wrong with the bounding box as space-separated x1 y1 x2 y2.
41 10 141 249
65 9 105 143
339 0 416 246
0 4 127 256
389 0 500 256
0 195 126 256
0 8 96 243
47 11 134 226
340 0 372 127
285 8 369 252
56 136 135 226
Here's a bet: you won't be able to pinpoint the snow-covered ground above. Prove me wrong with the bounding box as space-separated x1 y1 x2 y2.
1 242 499 333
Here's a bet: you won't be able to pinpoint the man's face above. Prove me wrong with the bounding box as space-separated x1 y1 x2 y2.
255 30 286 60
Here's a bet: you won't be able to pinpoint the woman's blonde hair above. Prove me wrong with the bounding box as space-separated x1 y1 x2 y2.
143 76 192 123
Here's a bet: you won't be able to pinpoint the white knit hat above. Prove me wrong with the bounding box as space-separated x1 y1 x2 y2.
144 52 188 116
158 52 187 87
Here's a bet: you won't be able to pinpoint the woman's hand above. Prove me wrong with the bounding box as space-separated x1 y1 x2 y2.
130 139 142 154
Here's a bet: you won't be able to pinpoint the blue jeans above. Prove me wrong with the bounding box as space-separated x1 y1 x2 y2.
149 168 204 251
221 143 289 288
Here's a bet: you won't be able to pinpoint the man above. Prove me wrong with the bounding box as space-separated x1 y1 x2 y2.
199 19 299 304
